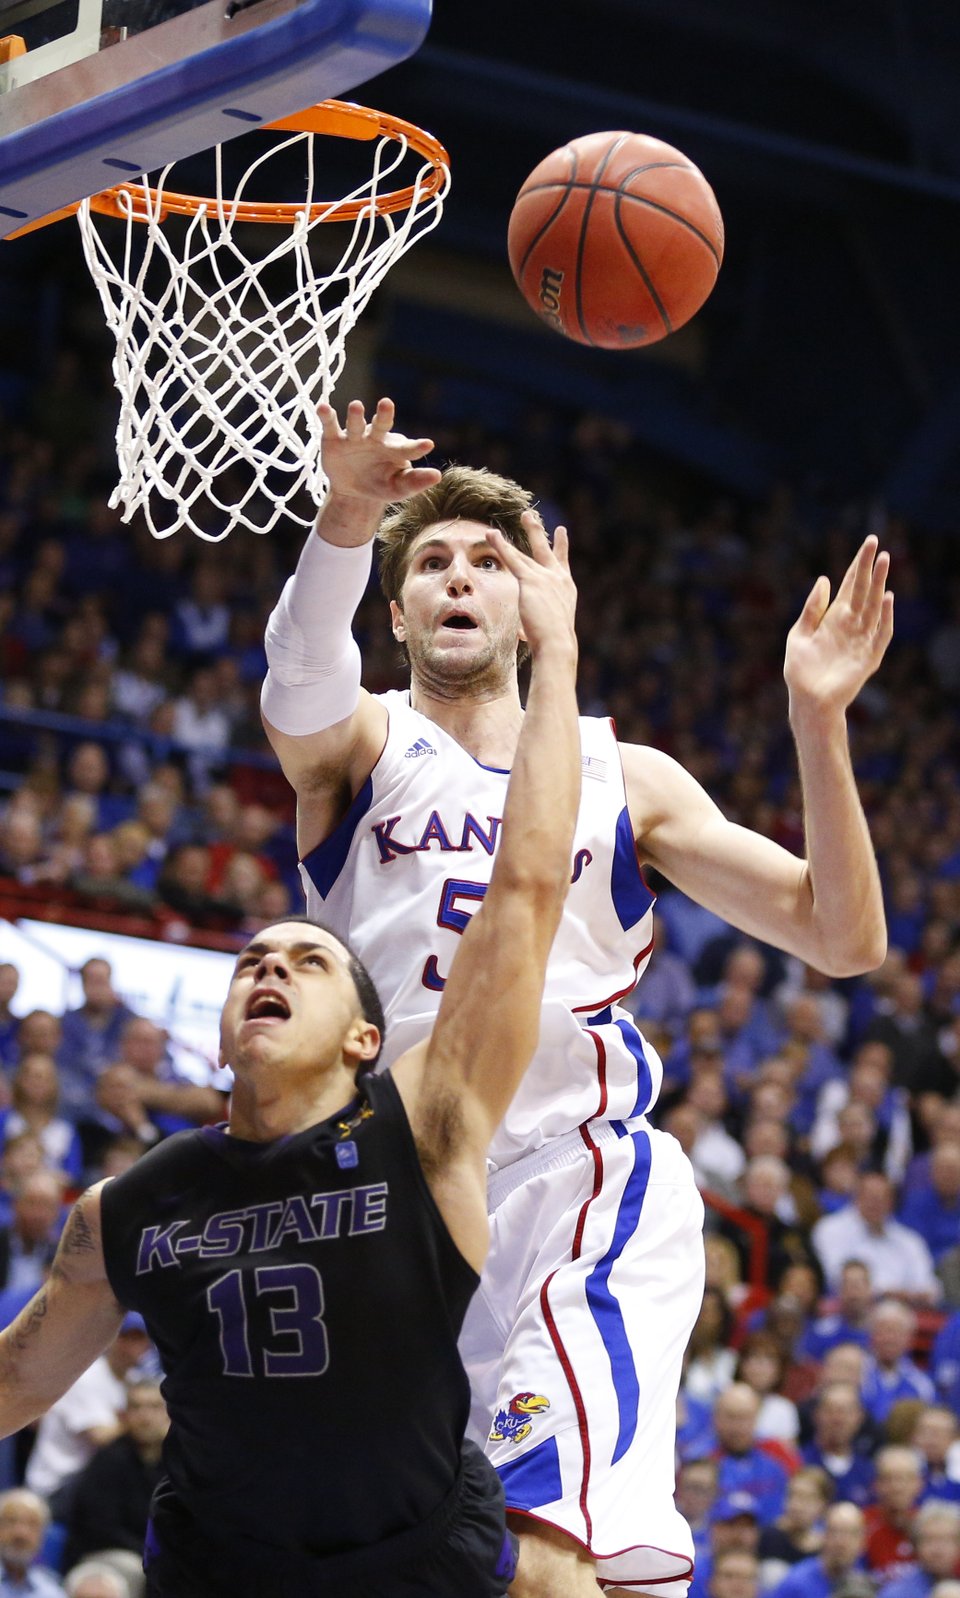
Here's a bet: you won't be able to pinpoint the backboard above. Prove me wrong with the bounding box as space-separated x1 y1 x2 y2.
0 0 432 238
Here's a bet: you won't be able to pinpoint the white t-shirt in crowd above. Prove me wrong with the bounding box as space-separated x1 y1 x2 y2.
25 1355 126 1497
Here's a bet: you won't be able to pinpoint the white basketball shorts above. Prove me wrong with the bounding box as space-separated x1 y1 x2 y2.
459 1118 705 1594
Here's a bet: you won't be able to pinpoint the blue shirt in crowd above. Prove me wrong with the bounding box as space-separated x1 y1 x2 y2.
899 1188 960 1262
798 1313 871 1362
800 1441 875 1506
931 1312 960 1413
859 1355 934 1425
715 1450 788 1526
0 1566 65 1597
771 1554 851 1598
876 1568 936 1598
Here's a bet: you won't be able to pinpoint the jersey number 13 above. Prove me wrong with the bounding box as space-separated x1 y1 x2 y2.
207 1263 329 1377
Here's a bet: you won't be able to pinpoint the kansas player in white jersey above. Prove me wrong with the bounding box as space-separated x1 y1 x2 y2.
301 694 659 1170
261 397 893 1598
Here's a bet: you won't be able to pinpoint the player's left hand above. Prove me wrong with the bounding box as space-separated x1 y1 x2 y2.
487 509 577 662
784 534 893 718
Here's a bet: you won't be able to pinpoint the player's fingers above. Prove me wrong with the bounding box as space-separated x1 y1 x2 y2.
520 508 553 561
399 467 443 495
874 591 894 656
551 525 570 568
317 401 343 435
841 534 878 611
486 526 526 574
795 574 831 633
344 400 368 437
864 548 891 623
369 398 395 436
384 434 435 461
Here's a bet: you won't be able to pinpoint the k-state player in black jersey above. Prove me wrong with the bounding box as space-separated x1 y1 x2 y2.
0 511 579 1598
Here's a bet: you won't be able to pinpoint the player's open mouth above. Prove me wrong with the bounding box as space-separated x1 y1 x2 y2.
441 613 477 629
245 990 291 1022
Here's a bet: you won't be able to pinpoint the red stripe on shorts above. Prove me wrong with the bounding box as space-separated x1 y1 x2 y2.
538 1124 607 1546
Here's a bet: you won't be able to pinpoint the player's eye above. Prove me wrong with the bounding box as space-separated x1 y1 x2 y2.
303 953 328 968
478 555 500 570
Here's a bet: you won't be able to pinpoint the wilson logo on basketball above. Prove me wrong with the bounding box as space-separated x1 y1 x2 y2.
538 266 564 330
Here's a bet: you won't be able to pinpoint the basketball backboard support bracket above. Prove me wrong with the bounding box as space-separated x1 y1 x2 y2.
0 0 432 239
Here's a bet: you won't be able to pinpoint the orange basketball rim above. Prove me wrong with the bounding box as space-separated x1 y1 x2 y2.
10 100 450 236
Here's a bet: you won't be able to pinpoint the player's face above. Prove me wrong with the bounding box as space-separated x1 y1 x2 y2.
220 923 378 1080
392 520 522 690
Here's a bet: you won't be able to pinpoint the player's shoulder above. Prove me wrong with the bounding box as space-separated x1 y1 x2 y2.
102 1128 210 1199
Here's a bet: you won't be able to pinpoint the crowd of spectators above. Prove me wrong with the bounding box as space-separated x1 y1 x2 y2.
0 365 959 1595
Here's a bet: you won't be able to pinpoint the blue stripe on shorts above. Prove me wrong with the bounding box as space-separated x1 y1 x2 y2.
584 1127 652 1464
497 1434 563 1510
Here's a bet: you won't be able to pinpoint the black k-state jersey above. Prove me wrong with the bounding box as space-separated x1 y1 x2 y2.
99 1070 479 1563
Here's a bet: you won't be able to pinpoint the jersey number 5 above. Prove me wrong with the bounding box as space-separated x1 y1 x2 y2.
207 1263 329 1377
422 877 489 991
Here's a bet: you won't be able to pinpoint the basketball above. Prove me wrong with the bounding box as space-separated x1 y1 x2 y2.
507 131 724 349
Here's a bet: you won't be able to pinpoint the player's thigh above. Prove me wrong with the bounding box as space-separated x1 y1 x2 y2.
492 1126 703 1586
508 1516 602 1597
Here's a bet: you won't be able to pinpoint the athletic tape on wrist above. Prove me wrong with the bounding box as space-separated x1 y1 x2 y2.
261 535 372 737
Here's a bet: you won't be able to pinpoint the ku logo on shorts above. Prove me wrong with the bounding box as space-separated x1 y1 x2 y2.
489 1393 551 1446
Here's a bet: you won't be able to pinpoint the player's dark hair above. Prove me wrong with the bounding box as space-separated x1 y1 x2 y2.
377 464 534 666
255 914 386 1074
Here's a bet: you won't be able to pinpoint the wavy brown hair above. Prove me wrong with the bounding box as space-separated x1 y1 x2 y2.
377 465 536 666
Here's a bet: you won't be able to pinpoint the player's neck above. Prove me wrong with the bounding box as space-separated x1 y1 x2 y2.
409 677 524 765
227 1072 356 1142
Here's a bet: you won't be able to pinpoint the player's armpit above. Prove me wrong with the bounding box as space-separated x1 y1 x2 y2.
263 692 388 857
0 1186 125 1438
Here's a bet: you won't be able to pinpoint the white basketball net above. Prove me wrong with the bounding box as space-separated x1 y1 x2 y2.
76 115 450 540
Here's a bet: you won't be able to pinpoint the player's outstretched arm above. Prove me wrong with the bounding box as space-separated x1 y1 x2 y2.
394 513 580 1263
0 1186 124 1438
261 397 442 854
624 535 892 976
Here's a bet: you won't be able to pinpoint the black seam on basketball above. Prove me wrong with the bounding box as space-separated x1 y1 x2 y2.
618 166 721 264
518 147 577 283
575 133 632 345
518 179 721 267
613 193 672 337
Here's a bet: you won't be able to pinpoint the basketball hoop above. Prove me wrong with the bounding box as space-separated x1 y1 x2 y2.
71 101 450 540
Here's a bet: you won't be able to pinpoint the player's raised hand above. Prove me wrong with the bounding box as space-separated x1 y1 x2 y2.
487 509 577 663
318 397 441 506
784 534 893 718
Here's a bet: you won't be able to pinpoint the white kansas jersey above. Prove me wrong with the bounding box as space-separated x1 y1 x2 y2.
300 691 662 1170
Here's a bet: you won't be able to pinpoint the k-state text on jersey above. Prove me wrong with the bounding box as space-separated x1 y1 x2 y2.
136 1183 389 1272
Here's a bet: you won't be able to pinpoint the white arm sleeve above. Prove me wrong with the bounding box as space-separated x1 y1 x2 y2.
260 534 373 737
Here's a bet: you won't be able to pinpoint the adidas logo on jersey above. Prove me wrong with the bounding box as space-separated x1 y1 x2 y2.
404 738 437 759
581 755 607 781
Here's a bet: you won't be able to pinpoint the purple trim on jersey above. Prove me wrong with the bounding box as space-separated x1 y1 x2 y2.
497 1433 563 1510
584 1127 652 1465
300 775 375 898
611 806 656 931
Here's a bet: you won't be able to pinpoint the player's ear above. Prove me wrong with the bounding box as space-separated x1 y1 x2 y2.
343 1018 381 1067
389 598 405 642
